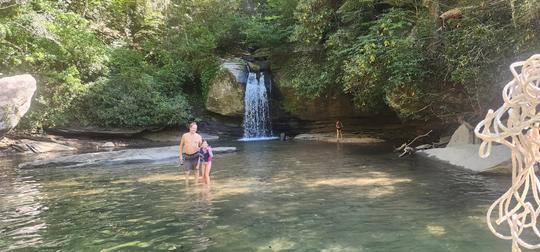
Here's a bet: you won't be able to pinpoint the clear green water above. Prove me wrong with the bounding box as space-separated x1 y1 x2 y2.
0 141 513 251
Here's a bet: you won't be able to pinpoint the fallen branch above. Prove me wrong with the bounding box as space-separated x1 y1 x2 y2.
395 130 433 157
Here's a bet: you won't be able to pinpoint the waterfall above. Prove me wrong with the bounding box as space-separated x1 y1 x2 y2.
240 72 276 141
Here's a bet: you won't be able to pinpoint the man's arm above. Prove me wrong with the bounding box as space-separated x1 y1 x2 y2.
179 134 185 163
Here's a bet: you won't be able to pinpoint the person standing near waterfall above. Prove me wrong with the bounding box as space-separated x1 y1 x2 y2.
336 120 343 142
179 122 203 182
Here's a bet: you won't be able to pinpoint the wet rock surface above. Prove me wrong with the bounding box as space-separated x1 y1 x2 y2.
19 145 237 169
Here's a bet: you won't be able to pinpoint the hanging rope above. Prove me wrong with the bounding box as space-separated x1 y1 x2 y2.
475 54 540 252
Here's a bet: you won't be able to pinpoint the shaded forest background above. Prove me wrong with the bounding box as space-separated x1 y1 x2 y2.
1 0 539 130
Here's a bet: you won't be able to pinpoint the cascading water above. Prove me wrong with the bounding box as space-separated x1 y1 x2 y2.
240 72 276 141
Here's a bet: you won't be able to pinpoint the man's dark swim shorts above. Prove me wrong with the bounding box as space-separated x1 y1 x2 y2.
182 153 199 172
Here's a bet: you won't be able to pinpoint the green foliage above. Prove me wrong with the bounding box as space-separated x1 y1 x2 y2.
282 55 337 98
1 1 108 128
276 0 540 121
239 16 285 48
199 62 220 100
3 0 540 130
235 0 297 49
77 49 191 127
340 9 426 116
433 1 539 118
291 0 336 48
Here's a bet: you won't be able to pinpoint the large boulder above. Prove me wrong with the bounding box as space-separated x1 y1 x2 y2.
221 58 248 84
418 144 511 174
0 74 37 136
205 59 247 117
447 123 475 147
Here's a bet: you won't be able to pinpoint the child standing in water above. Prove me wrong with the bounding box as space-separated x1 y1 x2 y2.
336 120 343 142
198 140 213 185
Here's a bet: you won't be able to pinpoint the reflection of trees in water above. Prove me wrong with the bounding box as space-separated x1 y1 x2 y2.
0 159 46 250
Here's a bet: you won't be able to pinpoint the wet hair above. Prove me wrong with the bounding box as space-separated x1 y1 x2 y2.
188 122 197 129
201 139 208 145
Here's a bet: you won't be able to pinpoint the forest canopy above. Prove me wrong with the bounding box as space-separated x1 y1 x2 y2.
1 0 539 129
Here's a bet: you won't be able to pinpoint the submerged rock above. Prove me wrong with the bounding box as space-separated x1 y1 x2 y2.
0 74 37 136
10 139 76 153
19 145 237 169
100 142 115 149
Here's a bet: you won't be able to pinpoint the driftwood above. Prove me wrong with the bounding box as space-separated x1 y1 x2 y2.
432 137 450 148
415 144 433 150
395 130 433 157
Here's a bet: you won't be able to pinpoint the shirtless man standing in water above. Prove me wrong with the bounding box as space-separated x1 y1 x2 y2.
179 122 203 181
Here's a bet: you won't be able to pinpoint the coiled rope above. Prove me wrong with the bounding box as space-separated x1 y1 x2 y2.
475 54 540 252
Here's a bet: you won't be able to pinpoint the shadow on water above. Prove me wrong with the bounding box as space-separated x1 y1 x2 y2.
0 141 513 251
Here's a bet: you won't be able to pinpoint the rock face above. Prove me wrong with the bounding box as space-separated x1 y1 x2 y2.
19 145 237 169
447 124 475 146
205 59 247 117
221 58 248 84
0 74 37 136
272 72 368 121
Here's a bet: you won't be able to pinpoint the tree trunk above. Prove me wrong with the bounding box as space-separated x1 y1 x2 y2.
423 0 440 52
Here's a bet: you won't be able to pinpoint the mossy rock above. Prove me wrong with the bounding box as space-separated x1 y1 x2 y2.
205 69 245 117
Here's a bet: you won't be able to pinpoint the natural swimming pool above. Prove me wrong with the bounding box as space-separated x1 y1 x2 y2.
0 141 512 251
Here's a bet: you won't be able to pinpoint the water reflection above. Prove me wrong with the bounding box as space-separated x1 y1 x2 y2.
0 159 46 250
0 141 513 251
